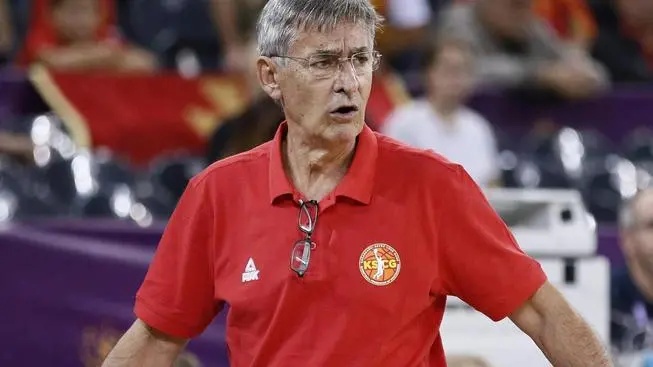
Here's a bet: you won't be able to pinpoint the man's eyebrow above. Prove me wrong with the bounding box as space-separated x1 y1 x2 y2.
310 46 370 56
311 48 341 56
350 46 369 54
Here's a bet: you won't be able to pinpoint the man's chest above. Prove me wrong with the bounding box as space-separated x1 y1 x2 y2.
213 198 441 327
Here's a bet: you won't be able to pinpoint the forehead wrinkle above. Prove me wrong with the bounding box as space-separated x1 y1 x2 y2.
290 24 372 57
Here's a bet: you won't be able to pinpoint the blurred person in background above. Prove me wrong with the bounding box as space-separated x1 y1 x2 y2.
209 0 268 73
612 188 653 352
206 30 285 162
371 0 433 74
534 0 598 50
438 0 608 101
18 0 156 72
206 0 285 162
0 0 13 63
382 38 500 187
589 0 653 82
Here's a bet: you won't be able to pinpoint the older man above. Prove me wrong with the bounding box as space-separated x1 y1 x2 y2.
102 1 611 366
611 188 653 351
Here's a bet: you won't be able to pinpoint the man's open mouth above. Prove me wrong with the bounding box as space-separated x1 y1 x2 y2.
331 105 359 116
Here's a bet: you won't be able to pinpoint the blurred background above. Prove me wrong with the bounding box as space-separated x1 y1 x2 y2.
1 0 653 366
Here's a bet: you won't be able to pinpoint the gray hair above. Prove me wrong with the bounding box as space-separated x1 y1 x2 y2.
256 0 384 57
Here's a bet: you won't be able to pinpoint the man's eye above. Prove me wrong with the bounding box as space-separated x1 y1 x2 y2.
353 55 370 66
310 57 337 70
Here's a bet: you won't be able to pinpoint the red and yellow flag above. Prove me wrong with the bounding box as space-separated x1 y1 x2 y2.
30 66 251 165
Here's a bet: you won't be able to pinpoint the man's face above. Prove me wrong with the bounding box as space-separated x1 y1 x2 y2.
427 44 474 106
480 0 534 40
273 23 373 144
53 0 100 43
624 191 653 274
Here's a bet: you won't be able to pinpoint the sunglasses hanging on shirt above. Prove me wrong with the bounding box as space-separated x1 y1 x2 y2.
290 199 319 277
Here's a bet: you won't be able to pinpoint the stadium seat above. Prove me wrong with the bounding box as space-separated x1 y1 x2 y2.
72 184 132 219
0 164 28 196
580 156 638 223
127 0 221 70
497 150 522 188
131 178 175 219
37 149 137 213
149 154 207 204
520 127 615 188
0 160 60 219
41 156 78 207
622 128 653 163
494 129 526 188
577 129 616 159
93 150 137 189
136 193 174 219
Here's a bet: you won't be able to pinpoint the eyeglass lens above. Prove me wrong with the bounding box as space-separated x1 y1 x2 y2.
290 239 312 276
291 200 319 277
308 51 380 78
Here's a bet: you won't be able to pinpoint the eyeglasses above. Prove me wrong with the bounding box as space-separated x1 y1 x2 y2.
290 199 319 277
271 51 382 79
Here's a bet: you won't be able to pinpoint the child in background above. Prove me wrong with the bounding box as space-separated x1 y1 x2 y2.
18 0 156 72
382 38 500 188
534 0 598 50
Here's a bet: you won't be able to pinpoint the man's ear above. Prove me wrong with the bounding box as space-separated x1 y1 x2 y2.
256 57 282 101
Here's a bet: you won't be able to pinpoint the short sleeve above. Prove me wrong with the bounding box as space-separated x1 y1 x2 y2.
135 177 221 339
437 166 547 321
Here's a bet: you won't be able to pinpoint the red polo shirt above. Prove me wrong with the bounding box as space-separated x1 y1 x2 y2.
135 122 547 367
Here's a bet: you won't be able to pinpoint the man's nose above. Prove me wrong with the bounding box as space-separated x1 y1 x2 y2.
333 60 360 95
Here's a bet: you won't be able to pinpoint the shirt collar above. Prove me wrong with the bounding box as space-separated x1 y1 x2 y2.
268 121 378 204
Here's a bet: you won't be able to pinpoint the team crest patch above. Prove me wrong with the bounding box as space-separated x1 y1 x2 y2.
359 243 401 286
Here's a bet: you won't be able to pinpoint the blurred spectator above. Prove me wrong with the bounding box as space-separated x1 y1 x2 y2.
209 0 267 73
534 0 598 50
589 0 653 83
206 35 284 162
381 38 499 187
611 187 653 351
438 0 608 101
205 2 285 162
17 0 156 73
0 0 13 62
371 0 433 73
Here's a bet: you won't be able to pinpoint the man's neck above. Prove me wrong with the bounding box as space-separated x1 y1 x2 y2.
630 261 653 303
283 126 356 201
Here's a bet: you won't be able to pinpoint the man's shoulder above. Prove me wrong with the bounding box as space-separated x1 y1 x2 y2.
376 133 463 183
191 142 271 188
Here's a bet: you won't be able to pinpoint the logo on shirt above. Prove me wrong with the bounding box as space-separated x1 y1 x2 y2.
241 257 260 283
359 243 401 286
